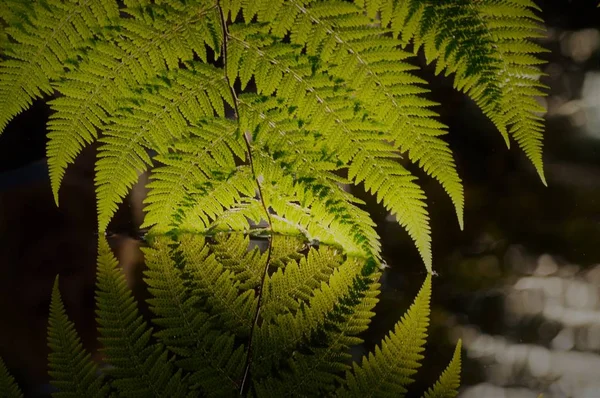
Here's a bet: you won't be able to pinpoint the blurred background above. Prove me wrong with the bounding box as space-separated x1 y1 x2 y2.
0 1 599 397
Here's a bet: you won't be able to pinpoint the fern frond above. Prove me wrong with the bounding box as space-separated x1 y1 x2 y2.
173 166 258 234
272 273 381 396
95 63 232 232
264 0 464 232
342 274 432 397
0 0 34 53
261 247 342 321
422 340 462 398
177 235 257 337
252 255 365 379
95 238 189 397
142 118 250 234
225 22 370 161
225 5 451 267
326 1 464 232
378 0 548 183
348 140 432 271
254 152 381 259
268 234 305 267
478 1 548 183
143 237 244 396
0 356 23 398
0 0 119 133
217 241 266 290
47 1 219 204
47 276 109 398
255 260 380 396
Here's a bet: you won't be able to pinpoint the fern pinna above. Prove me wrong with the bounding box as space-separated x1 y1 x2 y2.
2 234 460 397
0 0 548 272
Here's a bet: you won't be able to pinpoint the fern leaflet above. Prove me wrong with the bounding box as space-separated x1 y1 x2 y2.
375 0 548 183
0 356 23 398
143 237 245 396
0 0 119 132
422 340 462 398
95 238 188 397
342 274 432 397
47 0 219 204
48 276 110 397
95 63 232 232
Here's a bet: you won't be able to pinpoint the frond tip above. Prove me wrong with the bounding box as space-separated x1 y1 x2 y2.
0 356 23 398
48 276 109 397
342 274 432 397
422 339 462 398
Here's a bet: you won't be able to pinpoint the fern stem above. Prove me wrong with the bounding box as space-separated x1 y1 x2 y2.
216 4 275 395
216 3 273 232
239 239 273 396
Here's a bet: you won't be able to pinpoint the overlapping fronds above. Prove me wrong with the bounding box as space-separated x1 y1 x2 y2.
0 0 549 271
48 277 109 397
371 0 548 183
4 232 461 397
46 0 220 204
178 235 258 337
221 5 456 266
211 234 268 289
252 254 367 377
253 152 381 258
0 0 119 132
142 118 251 234
261 247 342 320
95 238 189 397
95 63 232 232
245 0 464 234
143 237 245 396
0 1 552 396
255 268 381 396
0 356 23 398
225 21 372 158
422 340 462 398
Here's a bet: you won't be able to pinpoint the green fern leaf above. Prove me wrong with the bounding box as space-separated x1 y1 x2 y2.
377 0 548 183
95 64 232 232
0 0 119 133
0 356 23 398
143 237 244 396
254 152 381 259
261 247 342 321
271 1 463 233
252 255 366 382
177 234 257 337
95 237 189 397
342 274 432 397
0 0 34 54
142 118 249 234
47 276 109 398
422 340 462 398
348 141 432 271
47 1 219 204
266 273 381 396
254 254 380 396
215 239 267 290
226 3 453 267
